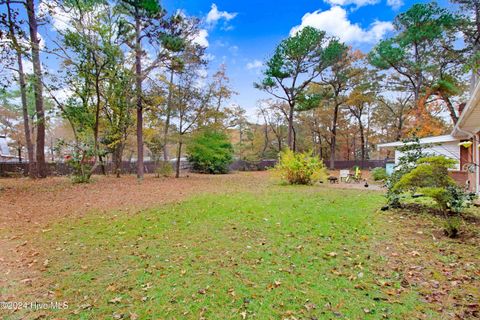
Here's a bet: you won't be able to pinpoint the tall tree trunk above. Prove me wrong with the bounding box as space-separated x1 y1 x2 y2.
113 143 124 178
50 138 54 162
175 139 182 178
163 69 174 161
94 71 103 174
26 0 46 178
287 103 295 150
359 122 365 161
318 134 323 160
365 104 371 160
17 67 31 169
329 104 339 169
292 126 296 152
99 155 106 175
134 13 144 179
261 124 269 158
439 93 458 124
6 0 35 177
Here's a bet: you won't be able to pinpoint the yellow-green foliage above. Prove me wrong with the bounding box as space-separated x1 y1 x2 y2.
393 156 458 210
393 156 456 192
273 150 327 185
420 187 451 211
155 161 174 177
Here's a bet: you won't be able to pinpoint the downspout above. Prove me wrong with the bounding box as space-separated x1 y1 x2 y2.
476 132 480 195
455 127 479 194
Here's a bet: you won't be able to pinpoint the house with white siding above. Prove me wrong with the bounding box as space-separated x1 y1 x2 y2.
378 81 480 193
0 135 16 162
378 135 462 170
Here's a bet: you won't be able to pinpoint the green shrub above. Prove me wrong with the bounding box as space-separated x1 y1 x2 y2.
392 156 457 194
445 185 476 213
64 149 95 184
391 155 477 238
371 167 388 181
155 161 174 178
386 137 431 206
392 156 458 212
443 217 462 238
273 150 327 185
420 187 453 211
187 130 234 174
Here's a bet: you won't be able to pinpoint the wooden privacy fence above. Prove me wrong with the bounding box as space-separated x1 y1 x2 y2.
330 160 390 170
0 159 390 177
0 161 188 177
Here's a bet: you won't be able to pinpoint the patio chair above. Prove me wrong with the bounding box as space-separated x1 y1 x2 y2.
345 167 362 183
339 170 349 182
353 167 362 182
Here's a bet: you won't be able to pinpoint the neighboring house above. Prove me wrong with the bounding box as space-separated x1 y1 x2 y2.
378 135 463 170
0 135 16 162
378 81 480 193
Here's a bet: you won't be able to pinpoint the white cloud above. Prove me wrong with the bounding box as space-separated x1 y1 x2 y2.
38 0 73 31
1 32 45 50
196 68 208 78
246 60 262 70
290 6 393 45
22 59 34 74
386 0 403 10
324 0 379 7
206 3 237 25
194 68 208 88
53 87 73 103
191 29 209 48
38 0 108 32
204 53 216 61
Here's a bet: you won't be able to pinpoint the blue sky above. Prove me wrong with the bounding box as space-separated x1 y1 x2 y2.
3 0 454 118
161 0 446 118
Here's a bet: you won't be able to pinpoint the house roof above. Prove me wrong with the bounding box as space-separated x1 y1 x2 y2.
452 80 480 137
0 136 11 156
377 134 458 149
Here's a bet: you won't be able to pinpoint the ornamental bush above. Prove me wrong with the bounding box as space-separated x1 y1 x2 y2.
187 130 234 174
392 156 457 194
371 167 388 181
386 137 431 207
392 156 474 238
391 155 476 237
155 161 174 178
273 150 327 185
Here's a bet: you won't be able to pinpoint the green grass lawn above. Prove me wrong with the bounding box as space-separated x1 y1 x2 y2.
20 186 425 319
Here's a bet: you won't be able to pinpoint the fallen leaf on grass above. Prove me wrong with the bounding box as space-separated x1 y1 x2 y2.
227 288 236 297
112 313 124 319
106 284 117 292
410 251 420 257
108 297 122 304
304 302 317 311
266 280 282 291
